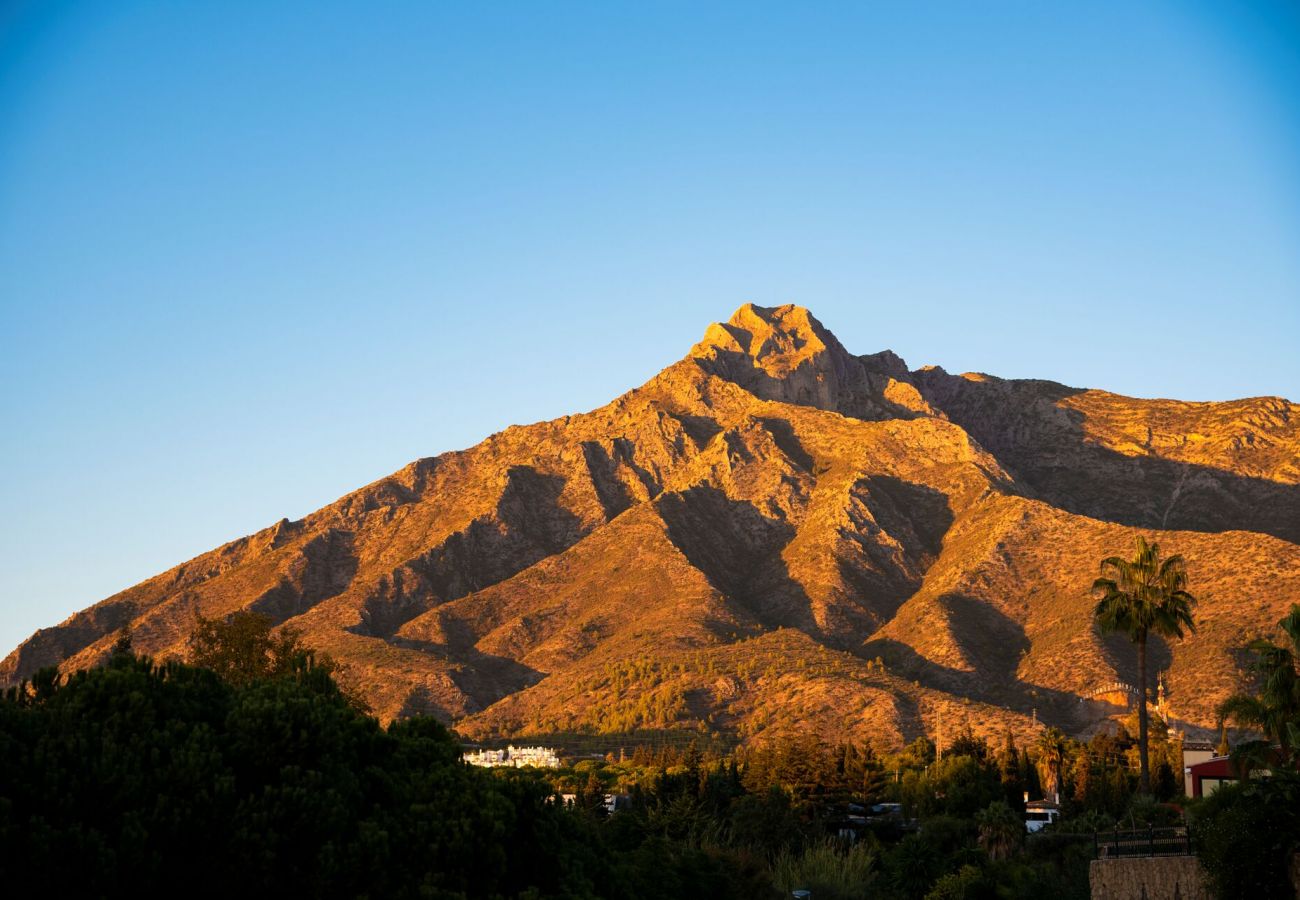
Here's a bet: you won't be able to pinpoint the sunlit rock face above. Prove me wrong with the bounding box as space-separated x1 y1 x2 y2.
5 304 1298 748
689 303 935 419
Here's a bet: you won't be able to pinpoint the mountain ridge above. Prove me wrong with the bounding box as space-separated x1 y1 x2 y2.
5 303 1297 747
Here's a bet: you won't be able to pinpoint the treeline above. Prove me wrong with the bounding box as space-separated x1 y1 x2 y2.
0 620 767 898
0 621 1099 900
0 652 604 897
555 731 1111 900
596 720 1176 824
2 607 1297 898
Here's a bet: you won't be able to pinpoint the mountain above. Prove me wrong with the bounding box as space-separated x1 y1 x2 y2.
5 304 1298 748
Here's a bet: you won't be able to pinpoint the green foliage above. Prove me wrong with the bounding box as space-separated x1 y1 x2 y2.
1192 603 1300 899
725 787 805 853
188 610 336 687
1018 747 1042 800
0 654 614 898
885 831 943 899
975 801 1022 861
771 838 878 900
1 644 1163 899
1091 537 1198 644
1219 602 1300 765
899 753 1001 820
1054 808 1115 834
923 864 980 900
1092 536 1197 792
1119 794 1181 828
1033 727 1069 801
1152 759 1179 801
1189 772 1300 900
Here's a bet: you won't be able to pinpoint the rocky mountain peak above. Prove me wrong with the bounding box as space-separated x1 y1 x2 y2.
688 303 929 420
690 303 849 378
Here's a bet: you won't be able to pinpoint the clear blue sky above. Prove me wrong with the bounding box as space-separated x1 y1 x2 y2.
2 1 1298 657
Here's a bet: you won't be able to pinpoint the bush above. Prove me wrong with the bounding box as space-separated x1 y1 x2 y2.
923 864 980 900
1120 794 1182 828
1190 774 1300 900
1054 808 1115 834
771 838 878 900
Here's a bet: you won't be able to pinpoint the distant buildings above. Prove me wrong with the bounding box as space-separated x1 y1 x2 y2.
555 793 631 813
463 745 562 769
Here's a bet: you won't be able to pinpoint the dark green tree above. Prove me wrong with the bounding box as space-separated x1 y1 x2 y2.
975 800 1022 861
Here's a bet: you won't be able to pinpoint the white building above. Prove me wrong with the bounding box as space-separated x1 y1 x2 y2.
463 744 562 769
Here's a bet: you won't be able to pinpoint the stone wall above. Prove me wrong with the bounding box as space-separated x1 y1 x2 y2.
1089 856 1211 900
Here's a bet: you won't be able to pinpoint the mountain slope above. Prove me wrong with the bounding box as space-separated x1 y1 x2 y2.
5 304 1297 747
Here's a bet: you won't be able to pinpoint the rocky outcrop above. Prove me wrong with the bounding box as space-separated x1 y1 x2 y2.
913 367 1300 542
3 304 1298 745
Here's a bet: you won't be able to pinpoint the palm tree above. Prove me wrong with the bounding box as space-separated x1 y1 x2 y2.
1218 603 1300 767
976 801 1023 860
1093 536 1197 793
1033 727 1068 802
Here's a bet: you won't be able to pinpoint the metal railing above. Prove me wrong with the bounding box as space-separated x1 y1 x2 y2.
1094 827 1192 859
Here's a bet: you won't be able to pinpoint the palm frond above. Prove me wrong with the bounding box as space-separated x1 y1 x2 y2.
1280 604 1300 652
1218 694 1268 729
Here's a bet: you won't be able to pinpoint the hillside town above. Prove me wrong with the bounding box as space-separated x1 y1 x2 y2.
463 745 563 769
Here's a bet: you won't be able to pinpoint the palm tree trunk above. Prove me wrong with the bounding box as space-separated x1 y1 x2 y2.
1137 632 1150 794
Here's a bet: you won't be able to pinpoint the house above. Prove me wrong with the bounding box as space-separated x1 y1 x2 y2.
1180 741 1217 797
1024 799 1059 833
1186 755 1239 797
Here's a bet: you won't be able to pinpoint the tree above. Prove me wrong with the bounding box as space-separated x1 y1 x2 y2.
109 625 133 659
0 653 622 898
188 610 334 687
1033 727 1068 803
578 770 607 815
1218 603 1300 767
1018 747 1041 800
975 800 1022 861
995 731 1024 809
1071 749 1094 808
1152 760 1178 801
1190 771 1300 900
1092 536 1197 793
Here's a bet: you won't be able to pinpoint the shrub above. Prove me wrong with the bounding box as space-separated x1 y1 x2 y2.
923 864 980 900
1190 774 1300 900
771 838 878 900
